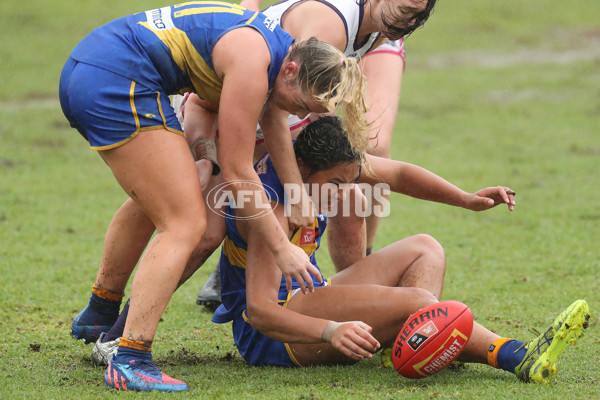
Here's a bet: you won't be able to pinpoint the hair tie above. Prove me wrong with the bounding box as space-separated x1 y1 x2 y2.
340 57 345 67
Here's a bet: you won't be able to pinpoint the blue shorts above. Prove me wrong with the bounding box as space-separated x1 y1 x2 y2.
232 310 298 367
217 281 330 367
59 57 183 150
224 289 298 367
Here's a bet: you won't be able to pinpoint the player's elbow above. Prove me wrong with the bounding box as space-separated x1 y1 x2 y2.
245 300 273 333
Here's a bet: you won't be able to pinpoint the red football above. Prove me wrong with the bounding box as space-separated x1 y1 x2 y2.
392 300 473 379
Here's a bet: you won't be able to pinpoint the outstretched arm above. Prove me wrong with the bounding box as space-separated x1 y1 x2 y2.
360 155 516 211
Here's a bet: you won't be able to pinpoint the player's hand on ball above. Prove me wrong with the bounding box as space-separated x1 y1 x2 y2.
468 186 516 211
325 321 380 360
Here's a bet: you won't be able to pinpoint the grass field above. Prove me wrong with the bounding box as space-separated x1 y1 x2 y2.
1 0 599 398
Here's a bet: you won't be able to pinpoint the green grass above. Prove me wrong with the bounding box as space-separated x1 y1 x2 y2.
1 0 599 398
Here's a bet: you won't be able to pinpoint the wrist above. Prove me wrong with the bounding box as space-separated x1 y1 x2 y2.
458 191 472 209
321 321 342 343
259 221 290 254
190 137 221 175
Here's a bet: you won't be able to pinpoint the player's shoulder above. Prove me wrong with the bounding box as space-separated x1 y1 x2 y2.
281 2 347 48
289 0 357 24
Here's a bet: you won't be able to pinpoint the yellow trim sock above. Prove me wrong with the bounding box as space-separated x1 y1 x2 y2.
119 337 153 352
92 284 124 302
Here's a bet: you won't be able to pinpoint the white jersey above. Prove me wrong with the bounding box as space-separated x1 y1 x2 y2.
262 0 381 58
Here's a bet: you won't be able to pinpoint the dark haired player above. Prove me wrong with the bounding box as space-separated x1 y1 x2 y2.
96 116 589 385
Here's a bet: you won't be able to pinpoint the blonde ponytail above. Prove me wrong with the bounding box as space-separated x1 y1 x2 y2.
287 38 371 154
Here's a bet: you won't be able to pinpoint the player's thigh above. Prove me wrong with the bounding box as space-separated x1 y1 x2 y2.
100 129 206 236
330 235 441 286
287 285 436 364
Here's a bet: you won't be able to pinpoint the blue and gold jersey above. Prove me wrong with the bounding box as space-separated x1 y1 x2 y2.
213 152 328 325
69 2 294 103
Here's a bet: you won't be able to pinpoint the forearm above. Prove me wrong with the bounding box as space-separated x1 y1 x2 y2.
261 118 304 190
363 157 471 208
392 162 470 207
244 213 327 344
247 300 329 344
223 167 289 254
182 94 218 146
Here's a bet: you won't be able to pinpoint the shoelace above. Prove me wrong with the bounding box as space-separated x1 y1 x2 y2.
514 327 542 353
128 359 161 375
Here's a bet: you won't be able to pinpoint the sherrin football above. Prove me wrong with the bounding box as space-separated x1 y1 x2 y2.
392 300 473 379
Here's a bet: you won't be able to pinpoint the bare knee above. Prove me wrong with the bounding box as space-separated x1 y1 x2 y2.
186 214 208 244
412 234 445 266
161 210 207 251
389 287 439 328
394 234 446 299
193 213 226 264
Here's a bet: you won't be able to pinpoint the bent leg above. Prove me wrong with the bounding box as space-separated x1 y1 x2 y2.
286 285 438 365
180 173 227 285
95 207 226 349
96 164 225 294
100 129 207 343
95 198 155 293
331 234 446 299
96 172 227 347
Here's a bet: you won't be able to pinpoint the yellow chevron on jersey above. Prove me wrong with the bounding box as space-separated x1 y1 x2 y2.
139 4 261 102
173 2 245 17
222 216 319 269
138 21 222 102
223 235 248 269
174 1 246 10
68 3 293 101
290 219 319 258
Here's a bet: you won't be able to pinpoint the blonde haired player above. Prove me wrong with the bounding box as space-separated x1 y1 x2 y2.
61 2 369 392
195 0 438 307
